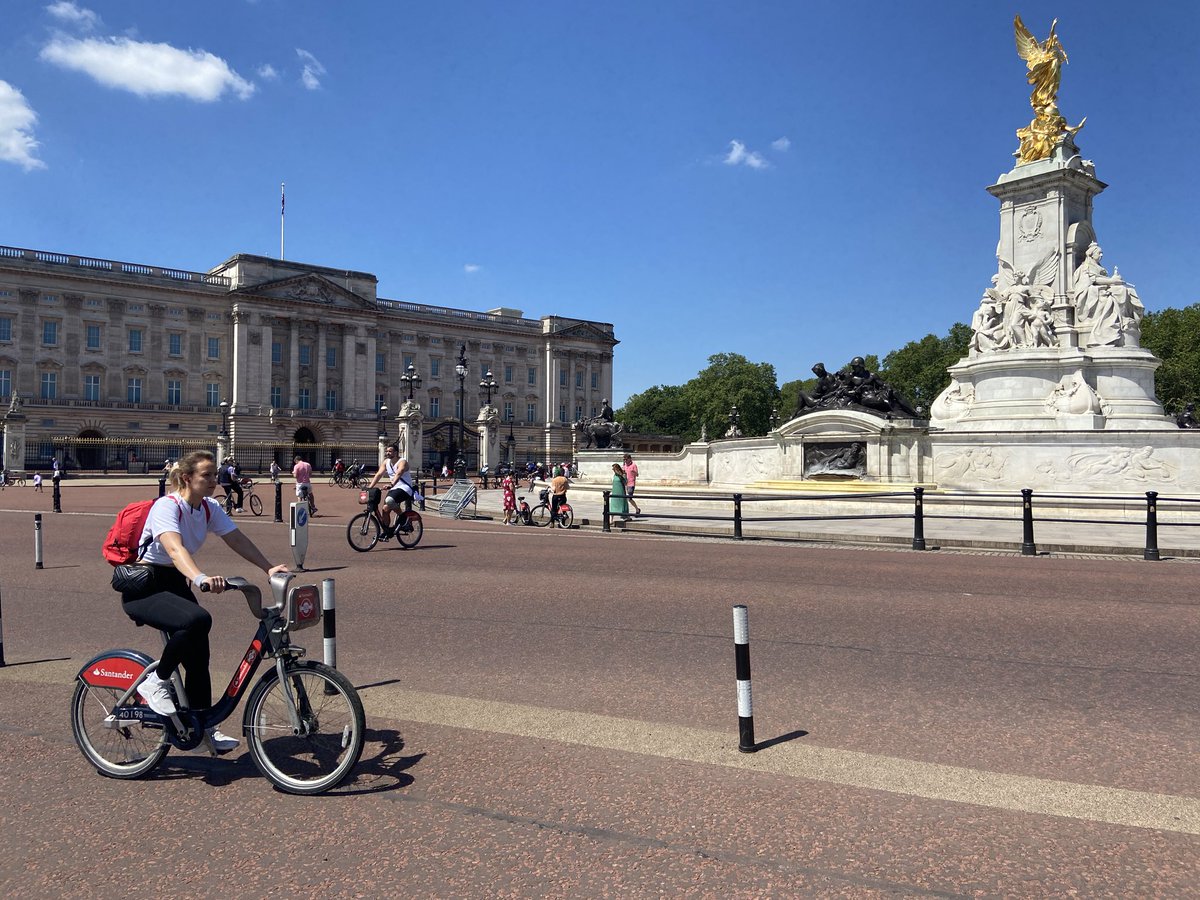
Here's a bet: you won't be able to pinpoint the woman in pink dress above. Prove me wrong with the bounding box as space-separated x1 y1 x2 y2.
501 473 516 525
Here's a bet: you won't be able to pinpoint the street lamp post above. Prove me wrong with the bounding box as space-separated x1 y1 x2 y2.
506 421 516 470
479 370 498 406
454 344 468 478
399 363 422 401
219 399 230 437
378 404 388 437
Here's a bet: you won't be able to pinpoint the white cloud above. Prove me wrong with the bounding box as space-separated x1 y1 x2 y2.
46 1 100 31
40 36 255 101
464 264 481 274
296 49 325 90
257 63 278 80
724 139 768 170
771 136 791 152
0 81 46 171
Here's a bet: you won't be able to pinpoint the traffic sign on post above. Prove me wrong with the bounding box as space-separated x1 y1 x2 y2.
290 501 310 570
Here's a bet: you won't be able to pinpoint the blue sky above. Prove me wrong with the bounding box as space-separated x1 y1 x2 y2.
1 2 1197 406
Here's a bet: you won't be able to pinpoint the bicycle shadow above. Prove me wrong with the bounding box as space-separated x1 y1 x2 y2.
152 726 420 794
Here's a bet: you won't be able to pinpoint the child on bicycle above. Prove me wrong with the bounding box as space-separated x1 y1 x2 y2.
122 450 290 752
366 444 416 537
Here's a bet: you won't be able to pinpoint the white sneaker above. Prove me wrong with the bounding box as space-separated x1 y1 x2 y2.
208 729 239 753
136 673 177 715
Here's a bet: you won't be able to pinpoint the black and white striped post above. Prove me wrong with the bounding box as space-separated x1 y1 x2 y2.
321 578 337 694
34 514 44 570
733 604 756 753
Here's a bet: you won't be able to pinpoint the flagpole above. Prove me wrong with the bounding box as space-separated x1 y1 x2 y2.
280 182 286 260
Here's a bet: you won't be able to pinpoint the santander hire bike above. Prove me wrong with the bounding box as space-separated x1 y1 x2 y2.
71 573 364 795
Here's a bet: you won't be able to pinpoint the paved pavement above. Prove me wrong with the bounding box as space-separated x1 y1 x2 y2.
0 480 1198 895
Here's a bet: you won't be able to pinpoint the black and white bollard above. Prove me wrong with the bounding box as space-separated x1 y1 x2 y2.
34 513 44 570
733 604 756 752
322 578 337 694
0 582 6 666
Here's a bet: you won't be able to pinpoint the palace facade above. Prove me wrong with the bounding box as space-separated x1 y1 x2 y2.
0 245 617 473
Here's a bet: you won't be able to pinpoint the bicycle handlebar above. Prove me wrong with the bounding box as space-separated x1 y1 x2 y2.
198 575 276 620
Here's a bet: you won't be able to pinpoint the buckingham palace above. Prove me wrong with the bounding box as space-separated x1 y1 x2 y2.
0 245 617 474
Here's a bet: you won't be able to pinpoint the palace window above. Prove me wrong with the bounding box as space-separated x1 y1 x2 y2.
298 388 311 410
429 397 440 417
169 333 182 356
207 337 220 360
591 373 599 389
430 358 440 378
376 352 386 374
270 386 281 408
0 317 10 341
575 372 583 388
504 365 513 383
167 380 181 405
127 378 142 403
40 372 57 400
559 403 567 422
44 320 59 346
325 389 338 411
528 366 536 385
84 375 101 401
0 370 11 397
527 403 536 423
86 325 101 350
299 344 311 366
128 328 142 353
503 401 513 421
206 383 220 407
272 341 282 364
559 370 567 387
327 346 337 369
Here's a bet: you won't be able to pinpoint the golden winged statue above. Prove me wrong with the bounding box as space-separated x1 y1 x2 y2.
1014 15 1067 111
1012 15 1084 164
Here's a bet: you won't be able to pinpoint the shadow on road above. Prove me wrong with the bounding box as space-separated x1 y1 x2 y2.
751 729 808 751
1 656 72 667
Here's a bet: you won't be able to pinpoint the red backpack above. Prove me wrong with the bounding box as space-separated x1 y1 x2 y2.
102 496 209 566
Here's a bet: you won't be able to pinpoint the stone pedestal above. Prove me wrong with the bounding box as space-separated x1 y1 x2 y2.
396 400 424 468
476 406 499 472
217 433 230 464
3 413 27 472
932 140 1170 432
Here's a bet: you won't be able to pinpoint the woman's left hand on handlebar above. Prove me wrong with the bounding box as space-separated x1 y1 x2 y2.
267 564 291 577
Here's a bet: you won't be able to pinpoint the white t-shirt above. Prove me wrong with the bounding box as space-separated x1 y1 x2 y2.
138 493 236 565
389 458 414 495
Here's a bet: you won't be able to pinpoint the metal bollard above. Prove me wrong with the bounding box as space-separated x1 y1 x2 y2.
733 604 756 753
52 476 62 513
418 482 426 511
733 493 743 540
157 477 167 498
34 514 44 570
912 486 926 551
0 582 5 666
1021 488 1037 556
432 475 439 496
322 579 337 695
273 481 283 523
602 490 611 532
1144 491 1160 562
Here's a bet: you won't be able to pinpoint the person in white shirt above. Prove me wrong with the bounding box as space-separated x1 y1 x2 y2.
366 444 417 537
120 450 289 752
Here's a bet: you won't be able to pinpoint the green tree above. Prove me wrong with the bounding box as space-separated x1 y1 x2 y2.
878 324 971 414
617 384 693 438
683 353 780 439
1141 304 1200 413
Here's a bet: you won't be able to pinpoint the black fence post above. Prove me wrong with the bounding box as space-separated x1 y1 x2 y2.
912 486 926 551
1021 488 1037 556
418 481 426 511
51 474 62 513
602 490 611 532
1144 491 1160 561
733 493 743 540
273 481 283 523
157 476 167 498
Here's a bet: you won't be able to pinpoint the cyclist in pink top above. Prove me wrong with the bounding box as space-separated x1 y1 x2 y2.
622 453 641 517
292 455 318 514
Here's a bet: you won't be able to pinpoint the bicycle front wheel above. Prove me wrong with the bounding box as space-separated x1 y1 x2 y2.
558 507 574 529
346 511 380 552
531 504 551 527
243 661 365 795
71 680 169 779
249 494 263 516
397 513 423 549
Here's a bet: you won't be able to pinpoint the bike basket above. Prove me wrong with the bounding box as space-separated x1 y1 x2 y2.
286 584 322 631
358 490 370 504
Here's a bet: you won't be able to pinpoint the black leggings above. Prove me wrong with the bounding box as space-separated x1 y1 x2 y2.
121 566 213 709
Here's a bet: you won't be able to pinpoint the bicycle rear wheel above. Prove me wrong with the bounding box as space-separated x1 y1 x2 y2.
346 511 380 551
71 680 168 779
531 504 551 527
397 513 423 549
249 494 263 516
243 661 365 795
558 507 574 529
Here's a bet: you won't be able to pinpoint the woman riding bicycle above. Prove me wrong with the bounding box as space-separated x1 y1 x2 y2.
365 443 416 537
121 450 289 751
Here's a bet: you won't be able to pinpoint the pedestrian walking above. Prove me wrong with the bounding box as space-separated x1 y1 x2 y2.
610 463 629 519
501 473 516 525
33 472 43 492
269 459 281 483
622 453 642 516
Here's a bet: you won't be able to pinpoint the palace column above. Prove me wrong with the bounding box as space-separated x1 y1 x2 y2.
288 318 300 407
315 326 327 412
